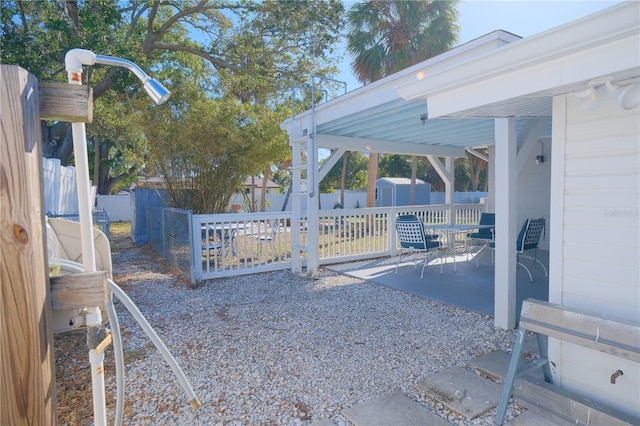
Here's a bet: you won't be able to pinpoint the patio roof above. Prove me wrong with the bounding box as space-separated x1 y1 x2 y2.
315 99 551 154
282 3 637 157
283 30 557 157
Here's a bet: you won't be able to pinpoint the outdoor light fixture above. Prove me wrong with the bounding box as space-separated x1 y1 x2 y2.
420 113 429 125
615 82 639 110
574 85 598 103
574 76 640 111
536 140 545 165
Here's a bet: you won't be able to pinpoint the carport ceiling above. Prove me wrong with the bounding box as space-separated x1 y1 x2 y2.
315 97 552 151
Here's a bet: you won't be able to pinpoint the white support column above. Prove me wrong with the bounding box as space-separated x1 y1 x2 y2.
445 156 455 224
549 95 566 305
291 138 303 273
306 123 319 276
494 118 518 329
487 146 495 212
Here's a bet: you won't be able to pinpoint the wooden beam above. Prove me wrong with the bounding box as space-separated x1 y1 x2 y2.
520 300 640 362
514 375 638 426
0 64 57 425
39 81 93 123
50 271 108 311
316 134 466 157
318 148 346 182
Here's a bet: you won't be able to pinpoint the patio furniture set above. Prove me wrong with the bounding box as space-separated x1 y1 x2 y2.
395 213 548 281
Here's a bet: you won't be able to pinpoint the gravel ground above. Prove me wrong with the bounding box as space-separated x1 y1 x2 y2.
55 236 522 425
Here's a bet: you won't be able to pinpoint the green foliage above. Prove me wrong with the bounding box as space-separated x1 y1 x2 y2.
319 151 368 192
379 154 413 177
347 0 460 84
2 0 345 206
144 95 289 214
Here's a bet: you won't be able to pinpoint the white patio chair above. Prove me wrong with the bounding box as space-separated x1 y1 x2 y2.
395 214 442 278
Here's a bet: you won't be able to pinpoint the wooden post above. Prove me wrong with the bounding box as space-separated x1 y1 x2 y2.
1 65 57 424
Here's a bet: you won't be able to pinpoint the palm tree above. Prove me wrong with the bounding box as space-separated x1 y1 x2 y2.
346 0 460 206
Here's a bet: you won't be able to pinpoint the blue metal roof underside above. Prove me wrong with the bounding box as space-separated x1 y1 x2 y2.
315 98 552 152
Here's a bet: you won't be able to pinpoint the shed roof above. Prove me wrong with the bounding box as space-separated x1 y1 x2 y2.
377 177 426 186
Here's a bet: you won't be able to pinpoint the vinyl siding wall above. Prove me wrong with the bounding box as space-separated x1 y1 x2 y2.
517 137 552 250
550 92 640 418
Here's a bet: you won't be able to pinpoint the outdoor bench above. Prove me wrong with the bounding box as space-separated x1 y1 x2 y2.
495 298 640 426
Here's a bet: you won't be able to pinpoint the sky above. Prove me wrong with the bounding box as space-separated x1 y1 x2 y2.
334 0 624 91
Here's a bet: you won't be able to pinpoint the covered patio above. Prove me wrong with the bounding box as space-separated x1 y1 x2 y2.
281 3 638 331
329 249 549 322
282 30 554 329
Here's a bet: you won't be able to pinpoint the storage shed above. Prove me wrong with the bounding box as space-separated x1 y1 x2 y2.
375 177 430 207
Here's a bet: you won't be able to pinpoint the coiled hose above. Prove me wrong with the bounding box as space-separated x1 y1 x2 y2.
56 259 200 426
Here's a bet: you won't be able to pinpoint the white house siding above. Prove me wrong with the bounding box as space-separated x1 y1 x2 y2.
550 92 640 418
517 137 552 250
487 139 552 250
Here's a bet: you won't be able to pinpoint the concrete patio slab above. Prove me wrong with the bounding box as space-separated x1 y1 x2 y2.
415 366 503 419
341 391 449 426
467 350 515 381
327 250 549 321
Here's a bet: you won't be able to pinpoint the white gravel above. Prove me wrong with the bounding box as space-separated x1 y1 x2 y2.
107 245 520 425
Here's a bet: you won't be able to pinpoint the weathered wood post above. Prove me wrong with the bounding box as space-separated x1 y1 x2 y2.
0 65 57 424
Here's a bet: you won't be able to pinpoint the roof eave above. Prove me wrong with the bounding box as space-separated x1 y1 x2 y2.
395 2 640 118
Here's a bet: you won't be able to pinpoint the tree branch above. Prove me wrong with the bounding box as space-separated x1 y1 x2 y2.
16 1 29 33
151 42 242 72
64 1 80 38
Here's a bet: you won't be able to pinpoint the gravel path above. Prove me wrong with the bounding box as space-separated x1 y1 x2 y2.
56 241 519 425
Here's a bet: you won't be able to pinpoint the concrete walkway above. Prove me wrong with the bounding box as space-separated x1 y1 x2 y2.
310 335 563 426
318 251 557 424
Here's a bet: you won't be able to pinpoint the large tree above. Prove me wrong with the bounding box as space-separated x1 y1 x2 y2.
2 0 344 195
346 0 460 206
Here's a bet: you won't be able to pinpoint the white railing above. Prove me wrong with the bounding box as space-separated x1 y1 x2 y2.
192 212 293 281
187 204 487 281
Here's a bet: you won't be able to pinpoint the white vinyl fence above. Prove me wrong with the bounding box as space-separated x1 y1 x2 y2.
230 190 488 212
156 203 485 283
42 158 78 215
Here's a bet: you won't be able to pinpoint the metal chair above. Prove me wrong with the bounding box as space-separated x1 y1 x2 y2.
478 217 548 282
515 217 548 281
395 214 442 278
257 219 280 262
467 212 495 262
201 226 224 270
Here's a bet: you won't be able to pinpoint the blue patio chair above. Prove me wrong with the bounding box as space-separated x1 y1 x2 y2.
467 212 495 260
395 214 442 278
478 217 548 282
515 217 548 281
